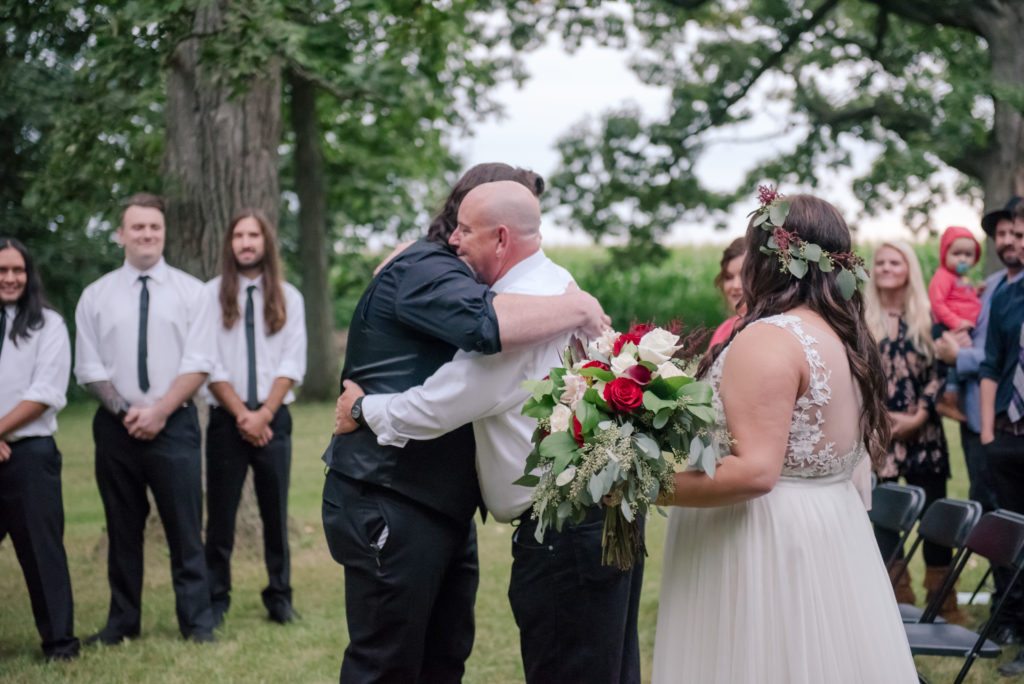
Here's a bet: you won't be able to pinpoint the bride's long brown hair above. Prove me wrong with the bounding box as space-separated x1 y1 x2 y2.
698 194 890 467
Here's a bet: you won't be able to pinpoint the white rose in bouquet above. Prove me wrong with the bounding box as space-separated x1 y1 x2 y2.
590 328 620 357
610 352 638 377
560 372 589 410
656 360 685 379
549 403 572 433
638 328 681 365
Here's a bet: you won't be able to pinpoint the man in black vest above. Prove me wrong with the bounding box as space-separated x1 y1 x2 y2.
322 163 608 683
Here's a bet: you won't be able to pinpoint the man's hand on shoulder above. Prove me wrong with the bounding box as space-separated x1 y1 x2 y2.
565 282 611 339
334 379 366 435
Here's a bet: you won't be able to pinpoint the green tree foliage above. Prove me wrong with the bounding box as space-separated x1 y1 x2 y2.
543 0 1023 264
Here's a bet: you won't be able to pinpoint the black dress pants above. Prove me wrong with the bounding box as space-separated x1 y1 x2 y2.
509 507 643 684
985 430 1024 633
0 436 79 659
322 470 478 684
205 405 292 615
93 404 215 638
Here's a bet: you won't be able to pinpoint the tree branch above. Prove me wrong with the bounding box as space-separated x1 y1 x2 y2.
858 0 990 34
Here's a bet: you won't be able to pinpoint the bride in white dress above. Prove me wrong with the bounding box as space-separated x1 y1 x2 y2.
652 194 918 683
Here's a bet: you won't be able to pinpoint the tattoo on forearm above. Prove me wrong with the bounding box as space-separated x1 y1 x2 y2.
85 381 131 417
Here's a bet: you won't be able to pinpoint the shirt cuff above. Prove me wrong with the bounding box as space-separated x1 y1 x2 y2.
274 360 306 385
363 394 408 448
22 385 67 413
73 363 110 387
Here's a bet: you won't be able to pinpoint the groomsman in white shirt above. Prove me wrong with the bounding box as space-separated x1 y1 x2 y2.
0 237 80 661
196 208 306 626
74 193 217 645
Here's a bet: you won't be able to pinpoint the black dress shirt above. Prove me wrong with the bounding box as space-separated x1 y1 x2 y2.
324 238 501 522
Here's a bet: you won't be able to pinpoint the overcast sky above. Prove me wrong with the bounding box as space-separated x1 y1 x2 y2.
453 36 980 247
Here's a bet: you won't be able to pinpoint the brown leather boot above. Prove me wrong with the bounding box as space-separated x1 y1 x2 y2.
924 565 968 625
887 559 916 605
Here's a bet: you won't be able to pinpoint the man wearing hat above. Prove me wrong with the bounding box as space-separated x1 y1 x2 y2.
936 195 1024 647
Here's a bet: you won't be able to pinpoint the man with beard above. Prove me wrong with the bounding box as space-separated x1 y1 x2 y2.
195 209 306 627
937 197 1023 515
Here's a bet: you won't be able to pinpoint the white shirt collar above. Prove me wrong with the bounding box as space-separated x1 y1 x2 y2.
491 249 546 294
240 273 263 291
123 257 169 284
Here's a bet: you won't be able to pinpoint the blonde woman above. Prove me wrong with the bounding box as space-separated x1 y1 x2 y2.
863 241 959 622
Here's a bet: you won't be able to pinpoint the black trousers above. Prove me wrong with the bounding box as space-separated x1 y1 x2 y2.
960 424 1001 512
205 405 292 615
0 436 79 658
509 508 643 684
322 470 477 684
876 471 952 567
93 404 215 638
984 430 1024 632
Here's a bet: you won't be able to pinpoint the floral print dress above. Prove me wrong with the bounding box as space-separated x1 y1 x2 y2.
876 316 950 479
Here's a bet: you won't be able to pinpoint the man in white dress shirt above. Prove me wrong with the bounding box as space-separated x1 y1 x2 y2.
335 181 642 684
0 237 80 661
74 193 217 644
196 208 306 626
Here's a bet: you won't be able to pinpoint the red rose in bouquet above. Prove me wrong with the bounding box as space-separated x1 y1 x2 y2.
612 322 657 356
603 377 643 412
572 415 585 448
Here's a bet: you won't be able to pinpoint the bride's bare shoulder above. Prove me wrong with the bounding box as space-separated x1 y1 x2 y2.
724 319 806 381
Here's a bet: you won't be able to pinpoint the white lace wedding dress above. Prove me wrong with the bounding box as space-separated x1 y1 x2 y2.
652 314 918 683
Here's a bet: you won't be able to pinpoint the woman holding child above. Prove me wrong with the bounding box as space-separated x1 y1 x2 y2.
862 240 960 622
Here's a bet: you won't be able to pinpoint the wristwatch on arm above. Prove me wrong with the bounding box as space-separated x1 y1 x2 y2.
350 396 368 428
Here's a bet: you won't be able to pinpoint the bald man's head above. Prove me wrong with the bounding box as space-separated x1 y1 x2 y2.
450 180 544 285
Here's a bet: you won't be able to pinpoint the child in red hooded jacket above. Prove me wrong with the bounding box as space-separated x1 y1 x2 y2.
928 225 982 420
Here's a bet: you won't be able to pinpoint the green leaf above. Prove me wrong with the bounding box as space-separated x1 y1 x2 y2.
584 388 610 411
539 431 579 472
524 447 541 474
513 474 540 487
549 367 567 386
803 243 821 261
787 258 808 278
588 470 607 501
701 443 717 478
818 254 834 272
837 268 857 300
575 400 599 433
643 390 676 413
679 382 713 403
522 378 555 401
753 211 769 226
633 433 660 460
687 404 718 425
620 498 634 522
522 395 555 419
769 200 789 227
653 407 672 429
579 366 614 382
766 236 778 250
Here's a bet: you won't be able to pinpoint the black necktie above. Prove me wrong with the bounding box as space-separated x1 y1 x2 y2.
245 284 258 409
138 275 150 393
0 306 7 359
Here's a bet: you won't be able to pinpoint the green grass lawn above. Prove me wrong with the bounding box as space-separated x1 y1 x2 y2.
0 403 1016 682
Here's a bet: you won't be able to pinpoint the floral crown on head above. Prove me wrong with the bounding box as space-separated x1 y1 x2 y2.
749 185 868 301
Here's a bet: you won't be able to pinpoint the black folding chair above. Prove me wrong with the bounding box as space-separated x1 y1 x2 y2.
869 482 927 566
889 498 982 623
905 509 1024 684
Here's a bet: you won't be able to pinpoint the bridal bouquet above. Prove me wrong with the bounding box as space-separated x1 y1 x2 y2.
515 323 725 570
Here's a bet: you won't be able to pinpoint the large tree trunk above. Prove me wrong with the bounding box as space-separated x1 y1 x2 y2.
289 69 338 400
162 2 282 279
151 1 283 549
975 9 1024 273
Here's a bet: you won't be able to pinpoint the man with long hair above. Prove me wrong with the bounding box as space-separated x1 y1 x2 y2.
0 237 80 661
322 163 610 683
75 193 217 645
197 208 306 626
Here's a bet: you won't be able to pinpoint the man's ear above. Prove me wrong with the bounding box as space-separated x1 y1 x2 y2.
496 225 509 248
